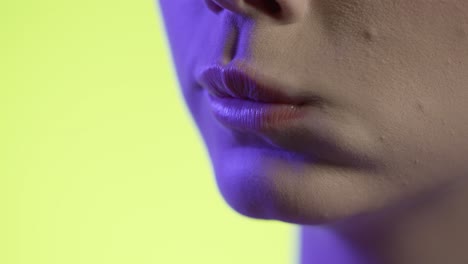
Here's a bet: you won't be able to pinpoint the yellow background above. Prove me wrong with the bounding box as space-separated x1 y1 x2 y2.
1 1 296 263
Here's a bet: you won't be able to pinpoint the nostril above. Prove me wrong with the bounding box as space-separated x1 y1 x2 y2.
207 0 283 17
244 0 282 18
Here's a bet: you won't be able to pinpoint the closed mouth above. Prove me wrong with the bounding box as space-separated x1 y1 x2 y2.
194 62 324 107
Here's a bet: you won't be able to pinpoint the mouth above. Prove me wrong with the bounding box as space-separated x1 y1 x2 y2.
193 62 377 169
195 62 325 132
195 63 324 106
205 91 310 131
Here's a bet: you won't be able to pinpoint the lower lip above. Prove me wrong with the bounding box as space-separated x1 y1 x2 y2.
207 93 309 131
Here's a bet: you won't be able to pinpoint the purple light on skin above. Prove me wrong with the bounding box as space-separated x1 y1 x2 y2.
159 1 468 264
300 226 376 264
157 2 374 263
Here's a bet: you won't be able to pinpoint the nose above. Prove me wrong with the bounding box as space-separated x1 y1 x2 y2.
204 0 305 22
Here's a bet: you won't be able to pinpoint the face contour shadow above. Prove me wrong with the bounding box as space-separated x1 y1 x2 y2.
158 0 468 225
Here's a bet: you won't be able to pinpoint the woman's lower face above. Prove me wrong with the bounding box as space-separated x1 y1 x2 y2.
158 0 468 225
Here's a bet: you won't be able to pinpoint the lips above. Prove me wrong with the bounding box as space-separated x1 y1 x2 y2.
194 62 326 132
193 62 377 168
195 63 323 106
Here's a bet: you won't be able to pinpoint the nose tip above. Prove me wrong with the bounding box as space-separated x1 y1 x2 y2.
205 0 294 22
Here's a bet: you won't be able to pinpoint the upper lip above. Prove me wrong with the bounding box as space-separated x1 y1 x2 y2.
195 63 322 106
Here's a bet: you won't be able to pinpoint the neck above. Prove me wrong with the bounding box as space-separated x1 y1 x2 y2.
299 179 468 264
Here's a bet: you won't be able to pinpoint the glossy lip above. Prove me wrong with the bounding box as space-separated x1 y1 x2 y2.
194 63 324 106
206 91 309 132
195 62 324 132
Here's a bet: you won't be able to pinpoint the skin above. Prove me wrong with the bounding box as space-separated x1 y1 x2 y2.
158 1 468 263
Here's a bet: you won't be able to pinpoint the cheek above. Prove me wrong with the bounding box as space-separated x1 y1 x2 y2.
337 2 468 202
357 59 468 217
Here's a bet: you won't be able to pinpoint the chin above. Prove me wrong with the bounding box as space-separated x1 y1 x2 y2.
211 162 385 226
201 119 410 227
216 179 363 225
